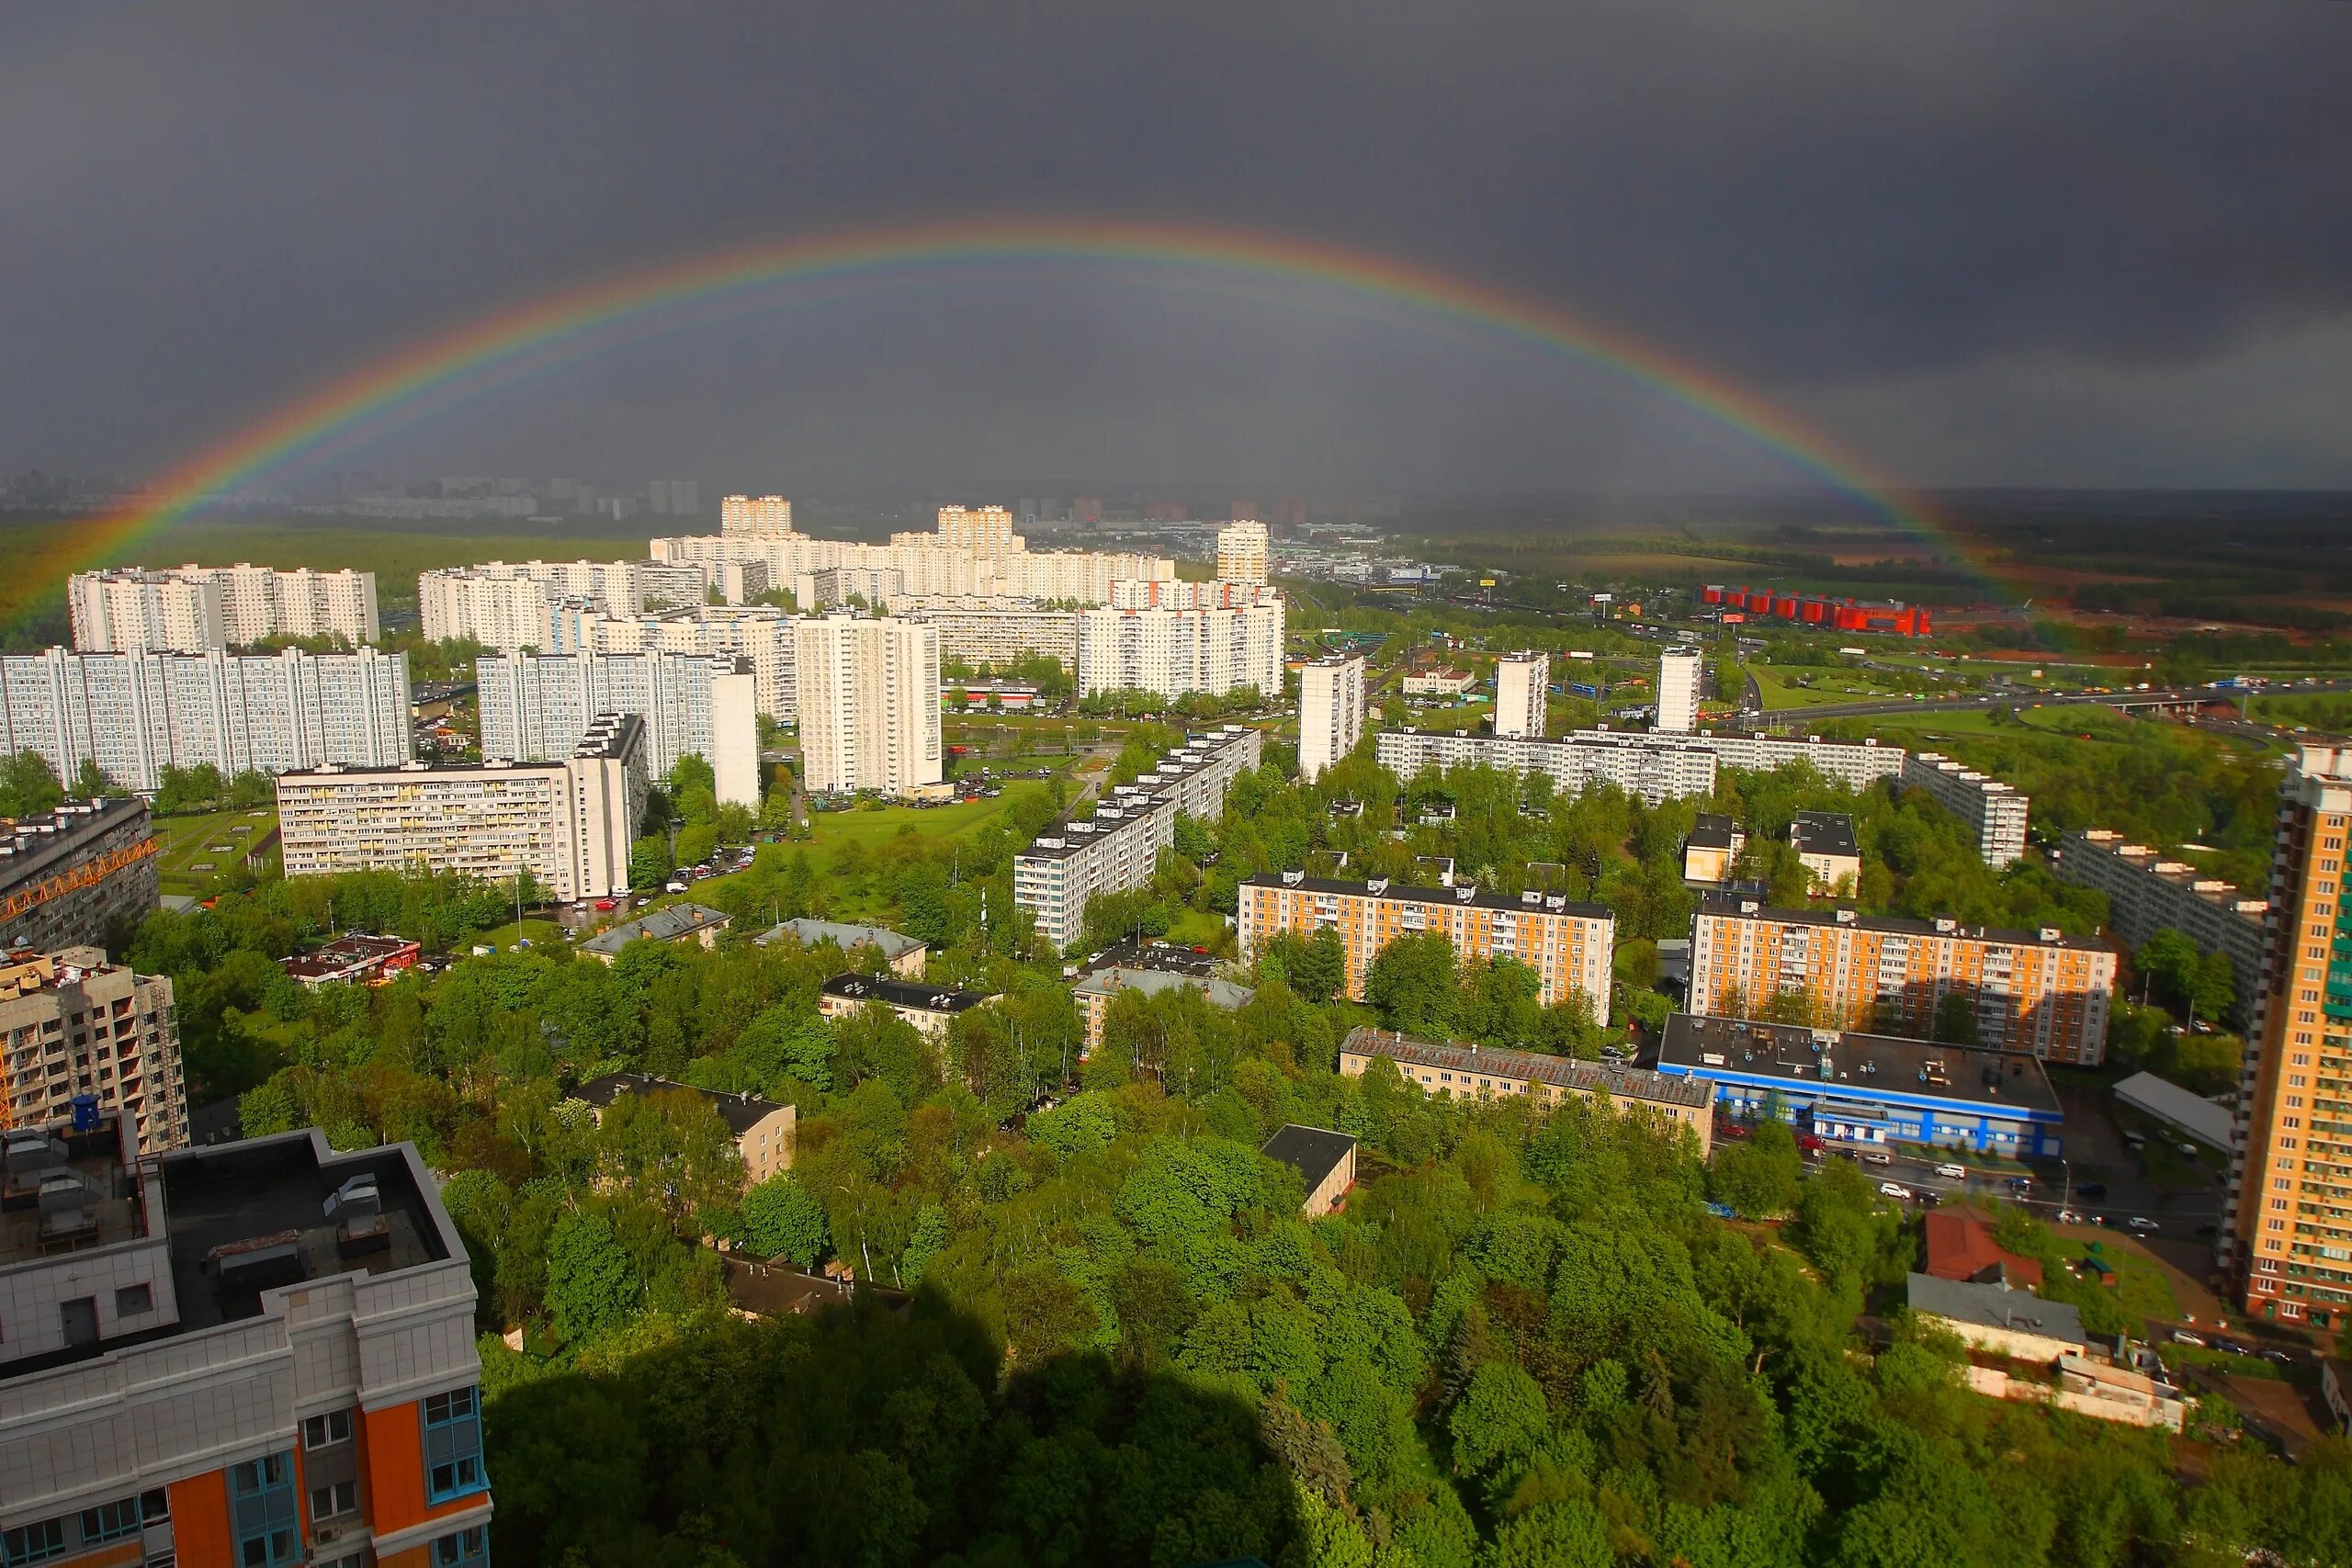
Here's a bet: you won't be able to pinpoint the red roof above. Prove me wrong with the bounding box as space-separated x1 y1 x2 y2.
1923 1211 2043 1290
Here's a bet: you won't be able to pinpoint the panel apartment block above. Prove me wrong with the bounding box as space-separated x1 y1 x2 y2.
1216 520 1270 584
1075 600 1285 699
476 648 757 797
1340 1025 1710 1155
0 1120 491 1568
2054 828 2267 1030
277 714 648 902
1297 656 1366 782
1014 727 1262 952
547 604 797 725
793 615 943 797
1904 751 2030 866
418 559 707 647
1568 727 1908 789
896 597 1080 672
0 648 413 795
1239 874 1614 1020
1690 894 2117 1065
1 946 186 1154
0 799 160 956
1375 729 1717 807
1493 651 1549 739
70 566 380 652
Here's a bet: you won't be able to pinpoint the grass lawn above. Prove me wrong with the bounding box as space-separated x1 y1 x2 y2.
462 918 571 953
799 780 1052 860
153 807 277 895
1746 664 1903 710
1163 908 1230 950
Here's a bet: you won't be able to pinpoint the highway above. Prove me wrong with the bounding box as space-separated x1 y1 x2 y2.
1726 677 2352 731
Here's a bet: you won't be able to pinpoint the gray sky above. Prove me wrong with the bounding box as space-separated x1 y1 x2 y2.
3 0 2347 494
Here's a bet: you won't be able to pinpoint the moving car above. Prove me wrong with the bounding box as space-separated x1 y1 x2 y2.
1934 1162 1967 1180
1879 1182 1914 1201
1862 1151 1893 1167
2170 1329 2206 1348
2126 1216 2161 1234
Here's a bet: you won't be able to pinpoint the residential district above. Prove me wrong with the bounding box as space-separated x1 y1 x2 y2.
3 498 2349 1563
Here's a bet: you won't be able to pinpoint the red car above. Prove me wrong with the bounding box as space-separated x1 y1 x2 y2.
1793 1133 1825 1153
594 899 616 912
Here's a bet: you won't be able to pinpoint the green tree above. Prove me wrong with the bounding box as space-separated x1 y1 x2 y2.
742 1172 831 1266
1364 932 1458 1036
0 750 64 817
1930 991 1979 1046
543 1209 642 1345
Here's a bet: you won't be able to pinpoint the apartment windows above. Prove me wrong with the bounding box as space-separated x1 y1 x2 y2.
229 1453 300 1568
303 1408 353 1450
78 1497 142 1544
424 1385 489 1502
433 1526 491 1565
2 1518 67 1566
309 1480 358 1523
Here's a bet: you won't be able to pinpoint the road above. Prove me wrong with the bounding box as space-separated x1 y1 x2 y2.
1728 678 2352 732
1792 1140 2223 1236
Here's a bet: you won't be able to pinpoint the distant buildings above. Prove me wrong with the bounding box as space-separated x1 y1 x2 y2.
0 646 413 794
648 479 701 517
0 798 158 955
721 493 796 537
544 602 798 725
476 649 760 806
1074 599 1284 699
0 945 186 1154
277 712 648 901
1374 729 1717 807
2052 828 2266 1029
1904 751 2030 865
417 560 708 647
1790 810 1861 894
1494 650 1549 739
69 565 379 651
1401 668 1475 697
1240 874 1613 1018
1340 1026 1711 1156
652 525 1172 606
1216 519 1270 584
1656 647 1702 733
1689 893 2117 1064
793 615 942 797
934 504 1020 559
1570 728 1907 790
1297 656 1366 782
895 597 1079 672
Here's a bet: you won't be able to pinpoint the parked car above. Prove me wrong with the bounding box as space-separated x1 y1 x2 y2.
2007 1176 2033 1191
1862 1151 1893 1167
1878 1182 1915 1201
2055 1209 2083 1224
2259 1348 2296 1366
2214 1338 2251 1357
2170 1329 2206 1348
2177 1141 2200 1158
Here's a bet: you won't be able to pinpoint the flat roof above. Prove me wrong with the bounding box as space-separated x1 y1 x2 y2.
1243 874 1612 922
1657 1014 2064 1118
2112 1071 2234 1149
1342 1026 1712 1109
0 797 150 892
1791 810 1860 859
1259 1124 1356 1189
570 1071 787 1136
1695 891 2109 952
820 973 993 1014
1906 1271 2085 1346
1687 813 1738 850
281 931 417 980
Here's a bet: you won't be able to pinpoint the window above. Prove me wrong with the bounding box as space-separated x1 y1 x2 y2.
116 1283 153 1316
310 1481 358 1522
228 1453 300 1568
424 1386 488 1503
80 1498 142 1544
303 1409 353 1450
432 1526 490 1566
140 1491 169 1525
3 1519 67 1567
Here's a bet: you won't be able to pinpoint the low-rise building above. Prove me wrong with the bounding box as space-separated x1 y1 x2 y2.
280 932 421 988
579 902 731 964
568 1071 797 1185
819 974 994 1038
758 918 927 976
1904 751 2030 866
1 946 186 1154
1682 812 1746 885
1259 1124 1357 1216
1790 810 1861 895
2052 828 2267 1030
1656 1013 2065 1158
1906 1271 2086 1362
0 797 159 956
1339 1026 1713 1156
1401 668 1475 697
1923 1210 2044 1289
1073 965 1257 1053
0 1118 490 1568
2110 1069 2233 1151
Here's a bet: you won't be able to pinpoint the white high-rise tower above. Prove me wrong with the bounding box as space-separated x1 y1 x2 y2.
1494 650 1549 739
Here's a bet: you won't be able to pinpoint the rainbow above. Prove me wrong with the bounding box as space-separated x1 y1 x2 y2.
50 218 1999 603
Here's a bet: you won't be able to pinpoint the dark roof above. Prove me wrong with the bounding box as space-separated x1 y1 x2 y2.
1341 1026 1712 1109
820 973 993 1014
580 901 729 955
1695 890 2109 952
1905 1272 2086 1347
281 931 417 980
1242 874 1612 921
1259 1124 1357 1190
759 918 923 960
1791 810 1860 859
569 1072 787 1136
1686 813 1738 850
0 796 151 892
1657 1014 2064 1117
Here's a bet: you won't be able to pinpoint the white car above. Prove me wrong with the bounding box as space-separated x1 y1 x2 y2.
2127 1216 2161 1235
1879 1182 1914 1201
1934 1163 1967 1180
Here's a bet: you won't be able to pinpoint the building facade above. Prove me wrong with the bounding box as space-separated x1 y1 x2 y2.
1494 651 1549 739
1240 874 1613 1018
70 566 379 652
721 493 796 536
934 505 1021 559
0 1122 492 1568
1905 751 2030 865
1791 810 1862 895
1297 656 1367 782
1657 647 1702 732
896 598 1080 672
1075 600 1285 699
545 604 797 725
1340 1026 1710 1155
1568 728 1908 789
277 713 649 901
1216 520 1270 584
793 615 942 797
1 945 186 1154
0 648 413 795
1375 729 1717 807
0 799 160 956
418 560 707 647
1689 895 2118 1064
476 649 759 805
2054 828 2267 1030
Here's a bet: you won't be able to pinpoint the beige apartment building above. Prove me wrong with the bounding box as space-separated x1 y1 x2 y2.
793 615 943 797
1690 894 2118 1064
1216 519 1270 584
69 565 380 652
1239 874 1614 1018
721 493 797 536
1297 655 1366 782
1 946 187 1154
1339 1026 1712 1156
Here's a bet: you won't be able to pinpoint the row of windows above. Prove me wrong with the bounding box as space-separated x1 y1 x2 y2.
4 1490 170 1568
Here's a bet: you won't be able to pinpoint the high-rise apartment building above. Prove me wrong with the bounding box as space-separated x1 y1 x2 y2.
546 604 797 724
895 597 1080 672
0 798 160 955
417 561 707 647
0 647 413 795
936 505 1021 559
1 945 186 1153
649 479 701 517
477 649 759 804
1903 751 2030 866
793 616 942 797
277 714 649 900
1075 601 1285 700
0 1117 491 1568
2224 745 2350 1327
1375 730 1717 807
721 493 796 536
69 566 382 652
1108 579 1279 611
1239 873 1614 1018
1298 656 1366 782
1216 520 1270 584
1657 647 1702 733
1566 728 1907 790
1494 650 1550 739
650 530 1171 606
1689 893 2118 1064
2053 828 2267 1030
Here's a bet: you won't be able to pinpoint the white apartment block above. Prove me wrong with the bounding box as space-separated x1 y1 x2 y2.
650 531 1171 606
2055 829 2267 1027
1376 729 1717 807
69 565 379 652
896 597 1080 671
1904 751 2030 865
1108 579 1280 610
277 713 649 901
721 493 796 536
0 647 413 795
1014 727 1262 951
1298 656 1367 782
794 565 904 612
1075 600 1285 700
1569 728 1908 790
1 946 187 1156
547 604 797 724
995 550 1174 604
793 616 942 797
1495 650 1549 739
1657 646 1702 733
477 649 760 805
1217 520 1270 583
1238 873 1614 1018
418 560 707 647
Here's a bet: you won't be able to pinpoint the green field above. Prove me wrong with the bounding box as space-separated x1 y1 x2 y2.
462 918 571 953
153 807 277 896
1745 663 1901 710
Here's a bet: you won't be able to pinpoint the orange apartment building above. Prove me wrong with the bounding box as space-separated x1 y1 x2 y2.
2227 744 2352 1328
1238 873 1613 1020
1690 894 2118 1065
2 1119 491 1568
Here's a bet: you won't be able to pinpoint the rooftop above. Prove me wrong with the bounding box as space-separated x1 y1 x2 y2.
1791 810 1860 860
1923 1210 2044 1290
0 797 151 892
2 1112 147 1269
569 1071 787 1137
280 931 418 983
1696 891 2109 952
574 711 647 761
2112 1070 2234 1149
820 973 994 1014
758 918 924 961
1259 1124 1356 1190
1341 1025 1712 1109
580 901 730 956
1073 965 1257 1010
0 945 137 1004
1905 1271 2085 1347
1245 873 1613 922
1687 813 1739 851
1657 1014 2064 1117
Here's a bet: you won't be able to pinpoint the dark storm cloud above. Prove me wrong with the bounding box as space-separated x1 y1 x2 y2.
1 0 2346 487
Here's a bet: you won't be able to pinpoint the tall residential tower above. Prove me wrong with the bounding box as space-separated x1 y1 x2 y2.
1495 650 1549 739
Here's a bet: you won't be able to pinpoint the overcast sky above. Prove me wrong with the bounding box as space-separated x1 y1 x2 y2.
3 1 2347 496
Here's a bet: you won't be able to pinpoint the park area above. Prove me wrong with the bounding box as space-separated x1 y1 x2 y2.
153 807 277 897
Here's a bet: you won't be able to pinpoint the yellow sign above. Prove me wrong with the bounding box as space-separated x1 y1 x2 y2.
1478 578 1497 588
